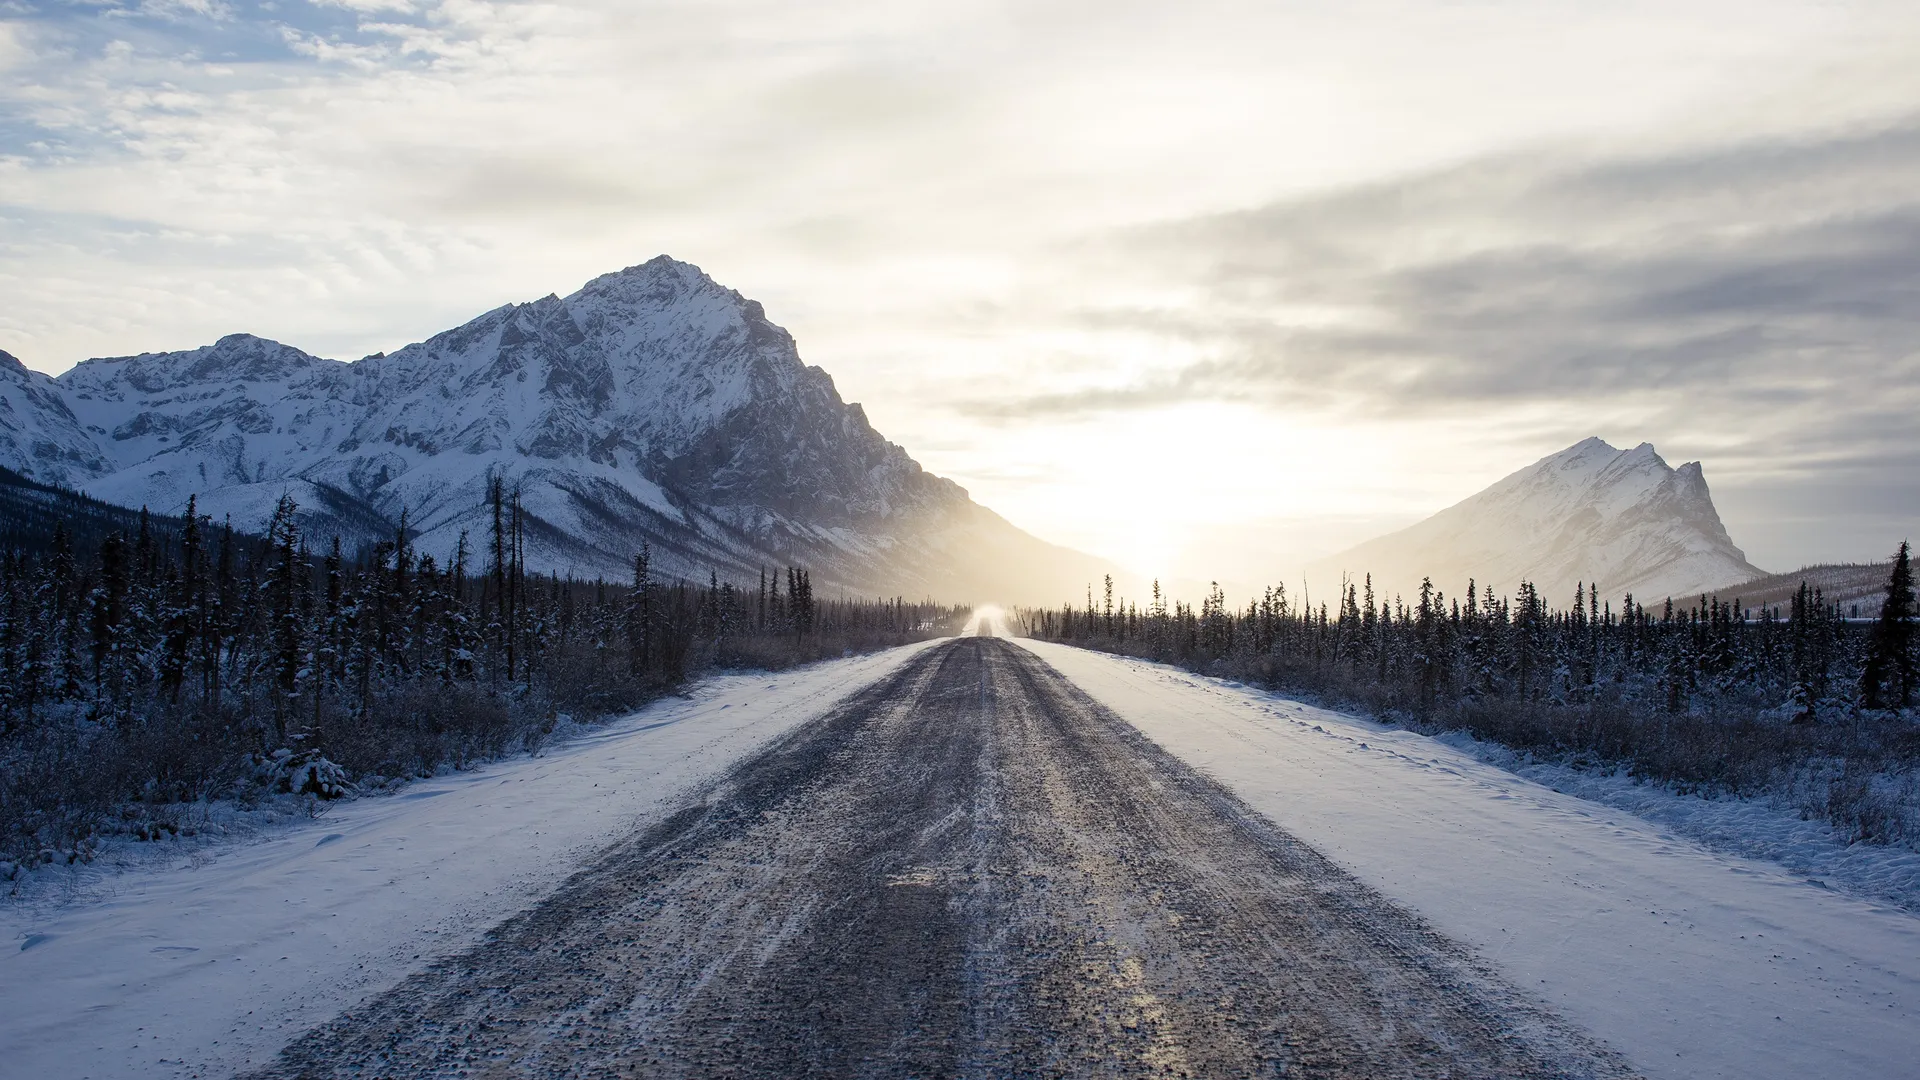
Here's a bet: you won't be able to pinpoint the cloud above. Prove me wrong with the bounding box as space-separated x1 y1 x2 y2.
937 119 1920 569
973 121 1920 436
0 22 26 75
955 375 1196 420
4 0 1919 574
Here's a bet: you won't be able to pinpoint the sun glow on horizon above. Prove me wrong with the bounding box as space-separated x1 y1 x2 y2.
2 0 1916 578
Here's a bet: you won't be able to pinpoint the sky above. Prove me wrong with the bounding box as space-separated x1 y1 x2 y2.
3 0 1918 587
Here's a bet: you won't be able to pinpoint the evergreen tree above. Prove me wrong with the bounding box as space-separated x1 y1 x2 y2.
264 494 305 741
627 544 652 675
158 500 198 704
488 475 508 663
90 531 128 699
1861 541 1916 709
0 481 969 865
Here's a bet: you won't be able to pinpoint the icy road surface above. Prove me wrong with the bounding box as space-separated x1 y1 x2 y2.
0 641 946 1079
1013 637 1920 1080
253 635 1631 1079
3 631 1915 1079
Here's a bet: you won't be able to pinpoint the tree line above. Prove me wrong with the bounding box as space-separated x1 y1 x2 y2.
1022 543 1918 845
0 481 964 869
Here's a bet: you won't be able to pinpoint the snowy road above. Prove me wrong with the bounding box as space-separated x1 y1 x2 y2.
6 629 1917 1079
1014 638 1920 1080
0 642 947 1080
252 636 1629 1079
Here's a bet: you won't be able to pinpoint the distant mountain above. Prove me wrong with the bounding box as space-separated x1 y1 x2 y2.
1709 562 1894 620
0 466 207 558
1306 438 1764 606
0 349 111 485
0 257 1109 602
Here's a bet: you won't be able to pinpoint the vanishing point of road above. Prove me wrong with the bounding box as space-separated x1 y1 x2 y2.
255 633 1637 1079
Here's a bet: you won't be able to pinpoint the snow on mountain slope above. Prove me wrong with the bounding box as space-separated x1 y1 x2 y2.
6 258 1111 600
1308 438 1763 606
0 349 110 487
1708 561 1894 618
55 333 379 545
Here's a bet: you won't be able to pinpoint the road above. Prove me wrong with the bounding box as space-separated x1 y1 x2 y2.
255 634 1635 1079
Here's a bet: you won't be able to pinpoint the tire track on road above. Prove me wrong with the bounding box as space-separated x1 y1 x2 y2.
255 637 1635 1079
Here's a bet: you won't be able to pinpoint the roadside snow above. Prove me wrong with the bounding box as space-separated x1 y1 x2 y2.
0 640 943 1080
1012 638 1920 1080
1430 730 1920 914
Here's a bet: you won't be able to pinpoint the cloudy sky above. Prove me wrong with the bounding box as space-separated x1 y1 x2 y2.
4 0 1917 586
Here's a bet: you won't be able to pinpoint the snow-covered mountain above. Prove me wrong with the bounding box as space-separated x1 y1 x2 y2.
1 257 1106 601
1306 438 1764 606
0 349 112 484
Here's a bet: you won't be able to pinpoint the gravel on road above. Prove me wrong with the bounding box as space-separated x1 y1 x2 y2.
256 635 1637 1079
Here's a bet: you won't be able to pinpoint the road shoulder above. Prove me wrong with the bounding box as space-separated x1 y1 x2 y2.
1009 636 1920 1080
0 640 946 1080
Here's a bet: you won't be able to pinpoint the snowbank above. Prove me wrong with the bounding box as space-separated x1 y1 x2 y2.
1428 730 1920 913
1012 638 1920 1080
0 641 944 1080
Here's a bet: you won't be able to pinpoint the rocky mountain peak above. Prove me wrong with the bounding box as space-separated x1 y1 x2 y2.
1309 437 1762 605
0 346 110 486
573 256 745 324
0 258 1106 601
62 333 336 398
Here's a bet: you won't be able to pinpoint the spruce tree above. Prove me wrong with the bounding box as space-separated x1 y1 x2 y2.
265 495 305 740
627 544 652 675
90 531 128 697
1861 541 1915 709
488 476 507 662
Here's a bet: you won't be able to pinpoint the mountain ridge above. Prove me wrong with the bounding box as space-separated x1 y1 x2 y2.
1306 437 1764 605
0 257 1111 602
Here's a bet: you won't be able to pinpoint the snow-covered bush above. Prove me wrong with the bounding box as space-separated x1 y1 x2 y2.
262 748 353 800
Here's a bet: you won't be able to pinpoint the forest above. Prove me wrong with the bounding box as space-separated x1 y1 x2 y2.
0 477 964 871
1021 545 1919 848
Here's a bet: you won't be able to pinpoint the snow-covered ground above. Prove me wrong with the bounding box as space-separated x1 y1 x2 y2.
1011 638 1920 1080
1430 730 1920 914
10 623 1917 1080
0 640 944 1080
